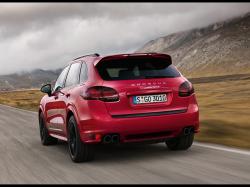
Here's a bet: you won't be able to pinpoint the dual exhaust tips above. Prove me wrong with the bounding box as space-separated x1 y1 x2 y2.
103 134 120 144
183 127 194 136
103 127 193 143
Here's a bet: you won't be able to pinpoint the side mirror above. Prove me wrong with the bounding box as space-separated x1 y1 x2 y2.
40 84 52 96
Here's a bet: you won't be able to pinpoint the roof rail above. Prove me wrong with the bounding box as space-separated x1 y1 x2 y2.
73 53 100 61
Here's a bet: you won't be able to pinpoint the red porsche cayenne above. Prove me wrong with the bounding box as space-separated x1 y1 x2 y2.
39 53 199 162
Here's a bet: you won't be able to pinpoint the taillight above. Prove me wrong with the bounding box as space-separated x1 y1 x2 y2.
81 86 119 102
179 81 194 97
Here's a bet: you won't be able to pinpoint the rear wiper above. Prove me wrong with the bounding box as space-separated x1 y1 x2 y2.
144 76 175 79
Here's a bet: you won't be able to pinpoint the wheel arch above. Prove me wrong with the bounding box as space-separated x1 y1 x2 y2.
38 105 44 119
66 110 74 126
66 105 81 131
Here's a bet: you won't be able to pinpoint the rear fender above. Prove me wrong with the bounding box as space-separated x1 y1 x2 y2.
67 104 81 131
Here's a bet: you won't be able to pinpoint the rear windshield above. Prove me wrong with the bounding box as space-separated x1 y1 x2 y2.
96 57 180 81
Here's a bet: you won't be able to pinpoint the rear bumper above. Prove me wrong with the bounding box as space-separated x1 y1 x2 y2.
78 103 199 144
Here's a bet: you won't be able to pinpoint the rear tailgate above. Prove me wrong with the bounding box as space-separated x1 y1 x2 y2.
95 54 189 117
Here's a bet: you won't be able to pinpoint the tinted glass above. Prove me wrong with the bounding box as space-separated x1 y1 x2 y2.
96 57 180 81
80 62 88 82
53 65 70 91
65 62 81 87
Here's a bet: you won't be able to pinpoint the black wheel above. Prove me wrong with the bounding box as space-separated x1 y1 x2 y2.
39 113 58 145
67 115 95 162
166 133 194 150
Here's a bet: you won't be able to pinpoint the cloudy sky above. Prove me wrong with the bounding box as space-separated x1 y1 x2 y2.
0 3 250 75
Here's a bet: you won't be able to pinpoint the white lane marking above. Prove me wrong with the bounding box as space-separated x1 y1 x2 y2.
194 142 250 156
0 104 37 114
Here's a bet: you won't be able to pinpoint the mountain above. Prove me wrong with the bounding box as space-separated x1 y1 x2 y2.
137 12 250 78
0 69 62 91
1 13 250 90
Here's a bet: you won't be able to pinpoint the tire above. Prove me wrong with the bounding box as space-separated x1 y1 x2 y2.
39 113 58 145
166 133 194 150
67 115 95 162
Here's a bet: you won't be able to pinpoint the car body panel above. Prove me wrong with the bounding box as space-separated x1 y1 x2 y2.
39 53 199 144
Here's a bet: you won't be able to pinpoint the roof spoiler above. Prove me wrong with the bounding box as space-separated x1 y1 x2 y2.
95 53 172 66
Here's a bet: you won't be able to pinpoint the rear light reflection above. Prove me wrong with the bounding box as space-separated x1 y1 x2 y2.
179 81 194 97
81 86 119 102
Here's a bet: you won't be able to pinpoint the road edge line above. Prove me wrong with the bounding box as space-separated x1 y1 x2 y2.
0 104 37 114
1 104 250 155
194 142 250 156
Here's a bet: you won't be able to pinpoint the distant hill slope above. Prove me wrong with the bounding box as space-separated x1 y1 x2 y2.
0 69 62 91
137 12 250 78
1 13 250 90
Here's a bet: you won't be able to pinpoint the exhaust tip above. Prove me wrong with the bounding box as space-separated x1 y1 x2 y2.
190 127 194 133
111 135 120 144
183 127 193 135
103 134 120 144
103 135 112 144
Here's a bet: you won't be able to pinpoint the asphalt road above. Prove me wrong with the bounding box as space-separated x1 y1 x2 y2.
0 104 250 184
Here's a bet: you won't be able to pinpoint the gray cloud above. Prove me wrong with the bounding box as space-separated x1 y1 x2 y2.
0 3 250 75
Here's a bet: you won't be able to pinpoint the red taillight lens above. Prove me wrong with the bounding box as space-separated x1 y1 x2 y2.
81 86 119 102
179 81 194 97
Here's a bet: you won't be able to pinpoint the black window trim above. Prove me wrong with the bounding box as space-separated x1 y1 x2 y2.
79 60 88 84
64 61 82 89
53 60 88 93
62 64 71 88
53 64 71 93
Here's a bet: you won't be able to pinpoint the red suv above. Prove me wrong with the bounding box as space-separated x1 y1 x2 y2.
39 53 199 162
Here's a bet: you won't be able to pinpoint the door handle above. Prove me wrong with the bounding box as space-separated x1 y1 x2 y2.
66 93 70 98
58 90 70 98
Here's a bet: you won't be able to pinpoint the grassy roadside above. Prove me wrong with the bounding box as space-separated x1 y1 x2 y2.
0 89 44 111
194 79 250 149
0 79 250 149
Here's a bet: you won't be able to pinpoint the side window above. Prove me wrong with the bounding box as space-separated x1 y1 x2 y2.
53 65 70 92
64 62 81 88
80 62 88 83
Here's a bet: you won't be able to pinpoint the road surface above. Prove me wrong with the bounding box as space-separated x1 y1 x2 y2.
0 104 250 184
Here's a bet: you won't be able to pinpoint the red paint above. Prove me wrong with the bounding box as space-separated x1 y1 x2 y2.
39 53 199 144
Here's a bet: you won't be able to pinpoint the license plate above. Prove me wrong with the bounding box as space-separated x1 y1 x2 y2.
133 94 167 104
